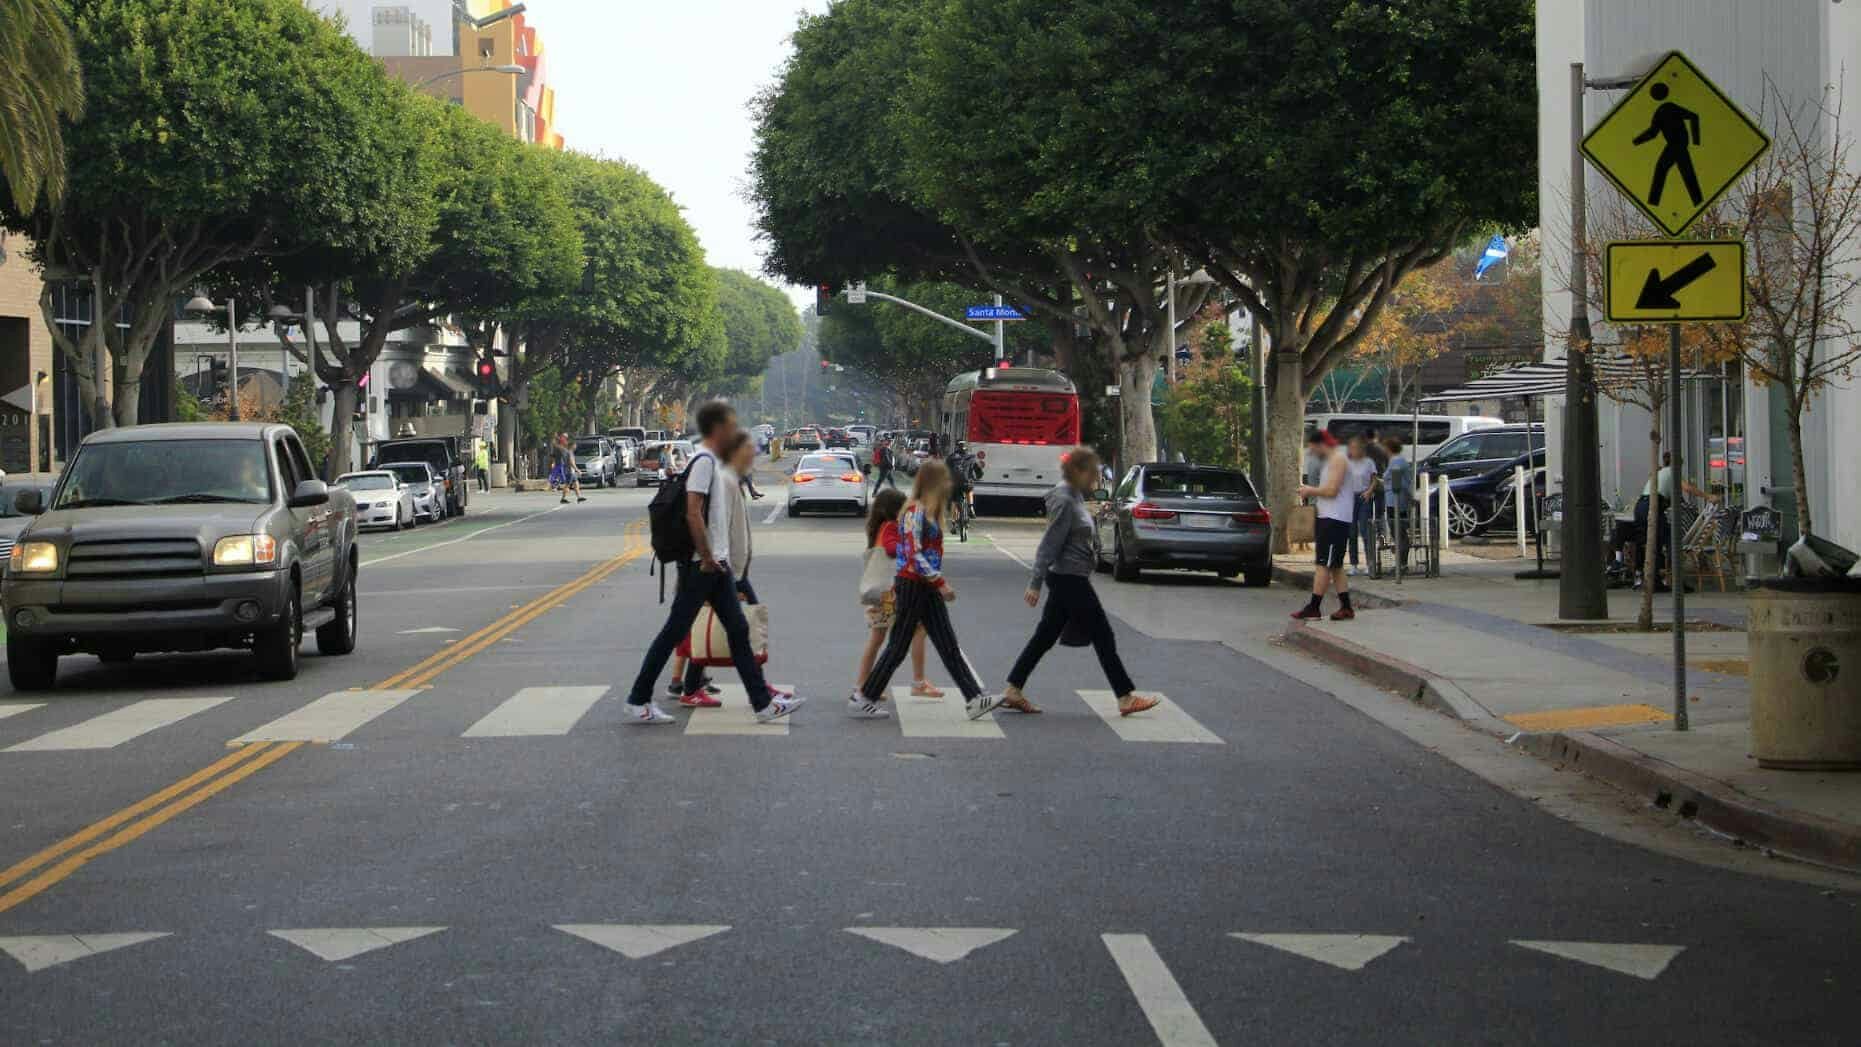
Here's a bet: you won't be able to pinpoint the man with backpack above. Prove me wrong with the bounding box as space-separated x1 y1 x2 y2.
626 401 806 725
873 437 898 491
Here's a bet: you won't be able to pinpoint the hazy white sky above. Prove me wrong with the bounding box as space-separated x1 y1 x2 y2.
322 0 831 303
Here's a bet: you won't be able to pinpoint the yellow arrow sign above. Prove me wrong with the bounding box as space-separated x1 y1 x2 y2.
1604 240 1745 324
1582 52 1770 237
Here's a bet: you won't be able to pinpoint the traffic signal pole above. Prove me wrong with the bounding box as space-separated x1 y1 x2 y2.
847 289 998 346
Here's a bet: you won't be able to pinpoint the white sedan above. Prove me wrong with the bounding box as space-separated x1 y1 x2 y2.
378 462 442 522
787 452 869 517
336 471 417 531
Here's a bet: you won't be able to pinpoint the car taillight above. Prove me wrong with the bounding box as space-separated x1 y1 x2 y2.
1233 509 1272 525
840 472 862 483
793 473 817 483
1132 503 1177 521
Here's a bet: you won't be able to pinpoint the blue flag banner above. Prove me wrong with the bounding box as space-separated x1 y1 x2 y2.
1474 234 1509 280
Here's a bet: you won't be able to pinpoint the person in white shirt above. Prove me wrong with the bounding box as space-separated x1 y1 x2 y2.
1292 429 1358 621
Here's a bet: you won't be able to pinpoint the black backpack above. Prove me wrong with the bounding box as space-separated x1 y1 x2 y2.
647 453 712 601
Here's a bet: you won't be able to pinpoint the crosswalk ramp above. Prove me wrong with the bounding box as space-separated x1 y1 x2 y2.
0 686 1225 753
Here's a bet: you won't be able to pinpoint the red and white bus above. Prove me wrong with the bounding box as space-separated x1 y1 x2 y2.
941 367 1081 508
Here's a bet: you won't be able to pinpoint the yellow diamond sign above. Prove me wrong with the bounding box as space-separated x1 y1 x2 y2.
1605 241 1745 324
1582 51 1770 237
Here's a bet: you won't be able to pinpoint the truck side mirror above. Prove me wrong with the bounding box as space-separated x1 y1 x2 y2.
289 479 330 508
15 490 44 515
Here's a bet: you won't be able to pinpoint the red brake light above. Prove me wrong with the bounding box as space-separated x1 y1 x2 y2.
794 473 817 483
1233 509 1271 525
839 472 861 483
1132 503 1177 521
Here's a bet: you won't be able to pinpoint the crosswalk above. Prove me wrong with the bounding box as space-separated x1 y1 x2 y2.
0 685 1225 753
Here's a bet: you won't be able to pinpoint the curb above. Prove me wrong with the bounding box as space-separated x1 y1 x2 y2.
1279 620 1500 726
1513 731 1861 875
1270 564 1406 609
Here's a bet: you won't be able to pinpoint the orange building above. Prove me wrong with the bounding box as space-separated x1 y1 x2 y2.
374 2 562 150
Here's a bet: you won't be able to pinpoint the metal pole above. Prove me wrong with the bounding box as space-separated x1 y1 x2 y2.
227 299 241 421
1560 61 1609 619
1166 269 1178 385
993 293 1006 363
1669 325 1688 731
1249 309 1266 495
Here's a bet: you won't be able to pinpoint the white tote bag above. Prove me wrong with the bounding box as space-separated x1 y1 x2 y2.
858 546 894 606
689 602 770 667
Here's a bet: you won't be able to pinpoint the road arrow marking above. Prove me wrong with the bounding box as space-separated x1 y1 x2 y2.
398 627 461 635
844 927 1017 964
553 924 730 960
1230 933 1409 972
0 933 169 973
1634 252 1717 309
268 927 446 963
1510 940 1685 980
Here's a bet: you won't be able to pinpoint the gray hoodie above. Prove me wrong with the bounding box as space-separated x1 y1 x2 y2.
1031 483 1099 592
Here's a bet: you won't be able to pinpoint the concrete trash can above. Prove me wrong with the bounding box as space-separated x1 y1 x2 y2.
489 462 509 489
1747 578 1861 769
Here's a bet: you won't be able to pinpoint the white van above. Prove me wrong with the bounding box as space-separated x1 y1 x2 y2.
1304 413 1505 462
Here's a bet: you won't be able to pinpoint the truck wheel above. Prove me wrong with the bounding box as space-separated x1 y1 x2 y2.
255 584 302 681
317 560 358 656
7 634 58 691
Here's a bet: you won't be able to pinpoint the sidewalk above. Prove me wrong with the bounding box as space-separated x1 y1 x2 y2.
1278 550 1861 873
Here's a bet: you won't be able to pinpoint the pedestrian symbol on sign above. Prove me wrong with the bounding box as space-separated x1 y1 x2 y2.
1634 83 1703 208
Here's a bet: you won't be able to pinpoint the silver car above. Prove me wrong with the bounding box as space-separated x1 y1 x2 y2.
378 461 441 522
787 452 869 517
336 470 418 531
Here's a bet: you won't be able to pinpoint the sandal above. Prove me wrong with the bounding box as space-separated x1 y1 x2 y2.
999 690 1042 714
910 680 945 698
1118 694 1161 717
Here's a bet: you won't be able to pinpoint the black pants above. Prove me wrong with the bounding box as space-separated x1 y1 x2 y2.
860 579 983 701
873 465 897 491
1632 495 1671 580
682 578 759 694
476 468 489 492
629 562 772 709
1006 574 1135 697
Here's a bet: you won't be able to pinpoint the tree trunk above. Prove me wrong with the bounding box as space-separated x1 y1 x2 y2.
326 382 360 480
497 400 519 485
1639 426 1662 632
1266 348 1305 554
1118 353 1158 464
1786 404 1813 538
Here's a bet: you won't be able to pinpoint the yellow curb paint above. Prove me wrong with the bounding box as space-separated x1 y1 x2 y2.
1504 703 1673 732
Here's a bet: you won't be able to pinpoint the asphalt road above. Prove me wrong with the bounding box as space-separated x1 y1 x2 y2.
0 469 1856 1045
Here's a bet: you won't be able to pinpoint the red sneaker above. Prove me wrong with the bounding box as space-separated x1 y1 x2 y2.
1290 605 1323 620
679 691 723 708
1330 607 1356 621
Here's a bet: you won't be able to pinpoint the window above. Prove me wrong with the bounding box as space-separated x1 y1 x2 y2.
1142 469 1254 499
1481 433 1530 460
274 438 304 493
55 440 272 508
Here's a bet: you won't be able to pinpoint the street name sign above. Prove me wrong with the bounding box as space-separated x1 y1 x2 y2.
1581 51 1770 237
1604 240 1745 324
966 305 1025 322
847 283 867 305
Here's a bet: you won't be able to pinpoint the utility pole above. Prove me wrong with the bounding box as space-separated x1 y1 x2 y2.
993 293 1006 364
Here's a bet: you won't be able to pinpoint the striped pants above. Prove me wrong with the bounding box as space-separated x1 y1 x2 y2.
859 578 984 701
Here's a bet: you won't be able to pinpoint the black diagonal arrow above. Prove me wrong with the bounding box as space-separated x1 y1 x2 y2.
1635 252 1718 309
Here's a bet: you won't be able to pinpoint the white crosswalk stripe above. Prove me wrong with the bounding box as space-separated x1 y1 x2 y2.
231 690 418 744
463 686 608 737
1102 934 1218 1047
5 697 234 752
1078 691 1223 744
0 702 46 722
683 684 791 735
889 686 1004 738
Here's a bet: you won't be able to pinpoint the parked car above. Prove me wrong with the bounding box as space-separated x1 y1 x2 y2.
636 441 689 486
1446 446 1548 538
1 422 360 688
335 470 417 531
612 436 640 472
1094 463 1272 586
609 426 648 446
573 436 620 488
378 461 442 522
372 435 467 518
788 427 823 451
824 427 856 449
1415 424 1546 484
787 453 870 517
1307 413 1504 463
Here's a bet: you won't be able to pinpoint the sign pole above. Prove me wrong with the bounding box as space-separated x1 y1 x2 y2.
1669 323 1689 731
993 294 1006 364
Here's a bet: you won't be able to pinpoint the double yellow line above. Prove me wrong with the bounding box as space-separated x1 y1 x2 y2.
0 519 650 916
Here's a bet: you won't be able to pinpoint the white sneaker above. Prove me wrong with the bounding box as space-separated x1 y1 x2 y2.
846 693 891 719
626 702 678 726
755 691 807 723
965 694 1002 720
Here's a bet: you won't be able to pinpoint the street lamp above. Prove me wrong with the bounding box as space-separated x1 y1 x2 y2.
184 292 239 421
412 63 524 90
1166 268 1217 384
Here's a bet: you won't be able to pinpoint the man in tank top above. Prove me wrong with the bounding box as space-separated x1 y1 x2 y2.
1292 429 1359 621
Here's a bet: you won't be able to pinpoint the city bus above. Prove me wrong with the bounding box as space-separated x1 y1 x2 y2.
941 366 1081 510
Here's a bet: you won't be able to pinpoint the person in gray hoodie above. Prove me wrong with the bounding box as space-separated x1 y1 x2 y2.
1001 446 1160 718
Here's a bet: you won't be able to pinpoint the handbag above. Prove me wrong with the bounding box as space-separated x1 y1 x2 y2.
688 602 770 667
858 546 894 606
1060 612 1094 647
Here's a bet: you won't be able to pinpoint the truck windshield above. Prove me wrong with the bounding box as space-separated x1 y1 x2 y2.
55 440 273 509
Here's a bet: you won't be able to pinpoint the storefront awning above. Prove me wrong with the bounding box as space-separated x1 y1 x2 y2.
1422 358 1717 404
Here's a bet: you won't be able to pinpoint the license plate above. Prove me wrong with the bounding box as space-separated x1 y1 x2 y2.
1184 514 1227 530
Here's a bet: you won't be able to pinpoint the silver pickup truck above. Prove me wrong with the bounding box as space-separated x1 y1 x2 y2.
1 422 360 690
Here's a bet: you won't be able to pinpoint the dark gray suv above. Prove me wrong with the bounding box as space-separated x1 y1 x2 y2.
1 423 360 689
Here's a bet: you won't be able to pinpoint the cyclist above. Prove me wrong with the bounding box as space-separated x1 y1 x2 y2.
945 441 982 540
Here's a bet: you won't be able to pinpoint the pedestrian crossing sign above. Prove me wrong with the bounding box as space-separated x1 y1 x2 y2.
1582 51 1770 237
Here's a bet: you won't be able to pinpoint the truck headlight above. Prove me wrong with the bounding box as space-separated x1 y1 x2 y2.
11 542 58 574
213 534 278 567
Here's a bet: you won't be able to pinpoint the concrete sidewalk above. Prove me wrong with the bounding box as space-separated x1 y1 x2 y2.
1278 552 1861 873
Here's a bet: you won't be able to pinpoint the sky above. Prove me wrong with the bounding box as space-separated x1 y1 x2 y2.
321 0 832 306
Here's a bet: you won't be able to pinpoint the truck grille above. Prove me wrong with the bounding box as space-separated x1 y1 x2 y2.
65 538 203 580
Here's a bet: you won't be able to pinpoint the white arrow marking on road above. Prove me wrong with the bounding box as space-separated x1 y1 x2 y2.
397 627 460 635
553 924 730 960
268 927 446 963
1510 940 1685 981
0 933 169 973
1102 934 1217 1047
1230 933 1409 972
844 927 1017 964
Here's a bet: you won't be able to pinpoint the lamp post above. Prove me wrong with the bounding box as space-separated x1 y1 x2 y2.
411 63 524 91
184 293 239 421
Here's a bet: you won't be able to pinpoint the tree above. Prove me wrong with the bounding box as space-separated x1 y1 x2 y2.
1160 356 1253 471
0 0 84 212
694 269 803 402
1 0 431 428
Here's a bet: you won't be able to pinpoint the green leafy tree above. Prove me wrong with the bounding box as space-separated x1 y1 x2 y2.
0 0 84 212
271 379 330 477
1159 358 1253 470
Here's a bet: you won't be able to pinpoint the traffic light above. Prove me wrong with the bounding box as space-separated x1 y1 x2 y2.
474 352 499 397
816 282 837 316
820 358 830 372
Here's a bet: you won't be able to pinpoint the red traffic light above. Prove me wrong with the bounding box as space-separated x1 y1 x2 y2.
475 359 495 379
819 359 830 370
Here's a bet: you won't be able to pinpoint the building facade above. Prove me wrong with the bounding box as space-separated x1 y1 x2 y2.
0 232 56 475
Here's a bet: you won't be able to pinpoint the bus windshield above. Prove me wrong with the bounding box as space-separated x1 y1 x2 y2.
967 390 1079 446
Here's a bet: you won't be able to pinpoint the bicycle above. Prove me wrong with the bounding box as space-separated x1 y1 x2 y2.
951 487 973 543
